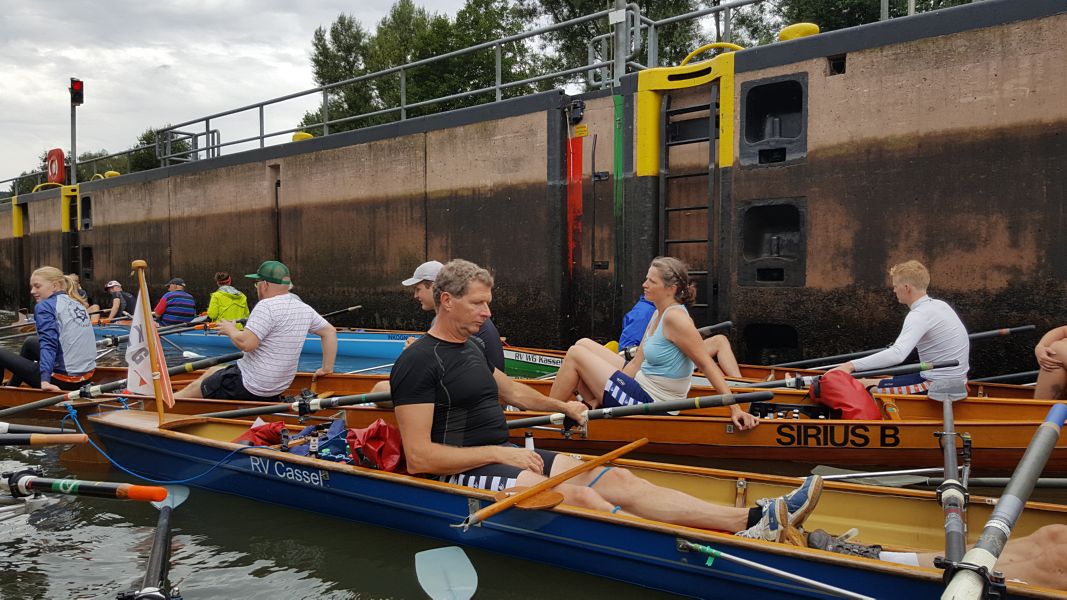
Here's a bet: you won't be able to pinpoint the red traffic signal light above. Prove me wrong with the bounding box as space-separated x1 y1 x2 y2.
70 78 84 106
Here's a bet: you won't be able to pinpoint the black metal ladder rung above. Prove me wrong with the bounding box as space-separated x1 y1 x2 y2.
665 238 709 244
666 104 712 117
665 205 708 213
664 172 706 180
667 137 710 147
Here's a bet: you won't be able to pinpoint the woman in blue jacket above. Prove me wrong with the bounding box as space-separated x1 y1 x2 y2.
0 267 96 391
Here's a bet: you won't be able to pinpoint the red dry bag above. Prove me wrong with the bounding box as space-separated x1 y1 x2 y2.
347 419 405 473
809 370 882 420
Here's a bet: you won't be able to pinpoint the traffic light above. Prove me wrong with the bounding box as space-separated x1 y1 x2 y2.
69 78 84 106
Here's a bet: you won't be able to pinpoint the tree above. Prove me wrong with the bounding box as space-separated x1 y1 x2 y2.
732 0 973 44
299 14 375 134
75 150 128 182
128 126 191 172
532 0 703 87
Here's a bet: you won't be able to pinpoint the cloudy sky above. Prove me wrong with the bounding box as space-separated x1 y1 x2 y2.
0 0 467 186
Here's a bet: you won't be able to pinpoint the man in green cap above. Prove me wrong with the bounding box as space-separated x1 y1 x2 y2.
176 260 337 401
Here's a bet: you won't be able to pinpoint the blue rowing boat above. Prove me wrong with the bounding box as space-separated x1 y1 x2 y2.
88 410 1067 598
94 324 414 361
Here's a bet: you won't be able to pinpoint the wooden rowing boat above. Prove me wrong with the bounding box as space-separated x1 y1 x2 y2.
86 409 1067 598
5 368 1063 474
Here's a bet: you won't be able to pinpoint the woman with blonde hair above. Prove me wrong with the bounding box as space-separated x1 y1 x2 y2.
550 257 759 431
0 267 96 391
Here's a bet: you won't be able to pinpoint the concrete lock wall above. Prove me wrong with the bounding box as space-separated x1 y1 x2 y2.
9 92 572 348
726 6 1067 372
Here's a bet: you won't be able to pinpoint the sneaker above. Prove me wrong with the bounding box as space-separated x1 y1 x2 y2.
807 529 882 559
735 497 788 542
756 475 824 528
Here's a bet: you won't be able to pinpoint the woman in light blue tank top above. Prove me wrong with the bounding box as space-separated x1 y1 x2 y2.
550 258 759 431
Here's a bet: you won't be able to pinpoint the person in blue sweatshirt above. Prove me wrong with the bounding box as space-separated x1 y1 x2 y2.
0 267 96 391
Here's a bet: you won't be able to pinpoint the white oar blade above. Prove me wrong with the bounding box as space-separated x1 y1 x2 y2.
151 485 190 510
812 465 928 488
415 546 477 600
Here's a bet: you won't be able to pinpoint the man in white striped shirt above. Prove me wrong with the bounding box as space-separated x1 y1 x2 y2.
176 260 337 401
831 260 970 394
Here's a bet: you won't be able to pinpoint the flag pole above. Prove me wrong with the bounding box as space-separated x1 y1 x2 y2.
131 259 168 426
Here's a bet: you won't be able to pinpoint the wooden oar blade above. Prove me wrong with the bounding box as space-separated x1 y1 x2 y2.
415 546 477 600
493 487 565 510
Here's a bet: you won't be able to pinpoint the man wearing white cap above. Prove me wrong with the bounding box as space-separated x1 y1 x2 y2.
403 260 505 371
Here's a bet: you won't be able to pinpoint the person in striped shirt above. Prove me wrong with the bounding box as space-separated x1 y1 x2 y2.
153 278 197 325
174 261 337 402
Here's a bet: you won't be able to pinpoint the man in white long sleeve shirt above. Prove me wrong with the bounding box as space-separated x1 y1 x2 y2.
831 260 969 394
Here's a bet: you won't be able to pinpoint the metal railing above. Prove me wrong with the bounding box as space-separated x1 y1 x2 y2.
3 0 973 195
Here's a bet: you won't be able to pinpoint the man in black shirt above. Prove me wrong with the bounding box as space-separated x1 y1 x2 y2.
391 260 824 544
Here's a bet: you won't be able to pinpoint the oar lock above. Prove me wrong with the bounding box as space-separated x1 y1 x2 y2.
933 556 1006 599
2 467 44 498
283 389 319 419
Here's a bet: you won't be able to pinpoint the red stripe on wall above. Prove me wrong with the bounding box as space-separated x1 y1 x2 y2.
566 136 583 276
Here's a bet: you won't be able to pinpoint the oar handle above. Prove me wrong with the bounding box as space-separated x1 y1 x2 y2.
745 360 958 389
506 391 775 429
455 437 649 530
696 320 733 339
6 471 168 502
966 324 1036 340
199 390 392 419
321 305 363 319
0 433 88 446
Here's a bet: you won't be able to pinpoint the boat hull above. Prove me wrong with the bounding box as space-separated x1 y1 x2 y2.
94 411 1056 598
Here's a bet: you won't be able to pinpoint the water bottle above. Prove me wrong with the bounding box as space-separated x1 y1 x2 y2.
525 432 535 450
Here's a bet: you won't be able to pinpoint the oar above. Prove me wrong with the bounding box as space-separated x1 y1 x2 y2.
0 433 87 446
0 329 39 343
813 466 951 487
772 325 1036 369
741 361 957 390
321 305 362 320
0 351 244 418
0 422 70 434
0 320 35 333
678 540 874 600
507 391 774 430
198 391 392 420
943 403 1067 599
696 320 733 339
929 379 970 563
453 438 649 531
969 370 1039 384
97 315 209 348
415 546 478 600
345 362 395 375
131 485 190 600
4 470 168 501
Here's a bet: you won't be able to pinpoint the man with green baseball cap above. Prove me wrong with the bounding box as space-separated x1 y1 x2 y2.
176 259 336 403
245 260 292 285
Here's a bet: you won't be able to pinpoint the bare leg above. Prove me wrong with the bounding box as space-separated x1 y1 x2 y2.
914 525 1067 591
173 365 223 399
546 454 748 531
1035 340 1067 399
575 338 625 368
515 470 621 513
548 344 619 408
702 334 742 378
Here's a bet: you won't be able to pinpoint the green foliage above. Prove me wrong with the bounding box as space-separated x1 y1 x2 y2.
732 0 973 44
75 150 128 182
533 0 703 83
128 126 192 173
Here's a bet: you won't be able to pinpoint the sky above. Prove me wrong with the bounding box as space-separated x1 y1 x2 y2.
0 0 467 186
